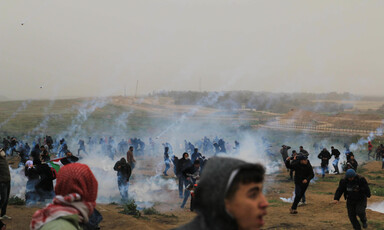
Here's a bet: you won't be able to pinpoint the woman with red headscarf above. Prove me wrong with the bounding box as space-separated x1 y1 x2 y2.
30 163 98 230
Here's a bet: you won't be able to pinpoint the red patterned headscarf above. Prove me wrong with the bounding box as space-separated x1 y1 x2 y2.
30 163 98 230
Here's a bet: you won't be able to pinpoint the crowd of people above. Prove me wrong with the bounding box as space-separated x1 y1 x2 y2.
0 133 383 229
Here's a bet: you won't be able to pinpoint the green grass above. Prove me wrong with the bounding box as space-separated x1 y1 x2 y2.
371 186 384 196
367 175 384 180
8 196 25 205
118 199 141 218
142 207 160 215
368 220 384 230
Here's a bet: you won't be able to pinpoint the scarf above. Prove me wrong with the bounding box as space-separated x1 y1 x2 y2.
30 193 95 230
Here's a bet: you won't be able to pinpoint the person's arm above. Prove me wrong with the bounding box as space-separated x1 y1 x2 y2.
334 179 346 201
318 152 322 159
307 163 315 181
360 177 371 198
113 162 120 171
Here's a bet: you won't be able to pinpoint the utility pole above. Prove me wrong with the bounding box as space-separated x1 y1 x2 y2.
135 80 139 98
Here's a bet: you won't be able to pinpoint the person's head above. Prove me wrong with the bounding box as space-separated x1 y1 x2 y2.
129 146 133 151
292 150 297 156
345 169 356 181
120 158 126 164
224 166 268 230
299 146 303 150
55 163 98 204
165 146 169 152
297 155 308 164
194 148 198 153
350 155 355 160
331 146 334 150
182 152 189 159
194 159 200 168
66 151 73 157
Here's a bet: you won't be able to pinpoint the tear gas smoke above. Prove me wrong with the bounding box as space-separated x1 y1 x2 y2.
350 124 384 152
367 202 384 214
0 100 31 129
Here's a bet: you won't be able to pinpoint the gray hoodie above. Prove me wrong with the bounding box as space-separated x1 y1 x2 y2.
174 157 263 230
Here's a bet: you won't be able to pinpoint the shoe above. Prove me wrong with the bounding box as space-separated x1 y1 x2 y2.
1 215 11 220
289 209 298 214
362 222 368 228
163 172 168 176
299 202 306 206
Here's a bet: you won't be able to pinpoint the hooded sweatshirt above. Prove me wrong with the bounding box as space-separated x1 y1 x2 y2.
174 157 263 230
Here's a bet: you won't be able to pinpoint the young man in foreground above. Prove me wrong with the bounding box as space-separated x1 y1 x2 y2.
175 157 268 230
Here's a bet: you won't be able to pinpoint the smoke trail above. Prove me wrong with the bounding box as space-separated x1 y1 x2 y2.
367 201 384 213
0 100 32 129
156 91 224 139
350 123 384 151
10 167 28 198
59 97 110 139
28 99 57 135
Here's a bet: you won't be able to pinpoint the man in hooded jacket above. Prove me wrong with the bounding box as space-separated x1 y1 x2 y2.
174 157 268 230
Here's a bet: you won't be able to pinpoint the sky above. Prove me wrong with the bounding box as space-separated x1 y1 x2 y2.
1 0 384 100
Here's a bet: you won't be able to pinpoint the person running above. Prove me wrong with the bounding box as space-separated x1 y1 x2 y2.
280 145 291 166
367 141 373 160
180 160 201 209
177 153 192 198
77 139 87 156
126 146 136 170
318 148 331 178
332 169 371 230
285 155 314 214
331 146 341 174
299 146 309 157
114 158 132 202
163 147 171 176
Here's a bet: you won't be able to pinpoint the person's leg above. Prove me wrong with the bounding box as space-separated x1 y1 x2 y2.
356 198 367 228
291 183 307 211
347 201 362 230
334 159 339 174
321 166 325 178
181 189 190 208
178 176 184 198
289 169 293 180
0 182 10 217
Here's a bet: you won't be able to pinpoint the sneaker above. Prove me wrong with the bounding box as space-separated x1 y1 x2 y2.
1 215 11 220
289 209 298 214
362 222 368 229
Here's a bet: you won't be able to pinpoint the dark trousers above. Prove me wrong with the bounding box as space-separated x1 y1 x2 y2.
0 182 10 216
178 176 185 197
347 198 367 230
291 183 308 210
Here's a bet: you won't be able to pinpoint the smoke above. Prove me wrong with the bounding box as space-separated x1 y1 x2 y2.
59 97 110 139
350 124 384 152
280 192 295 203
10 167 27 198
0 100 31 129
367 201 384 214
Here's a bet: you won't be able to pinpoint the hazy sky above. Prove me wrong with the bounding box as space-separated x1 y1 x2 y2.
1 0 384 100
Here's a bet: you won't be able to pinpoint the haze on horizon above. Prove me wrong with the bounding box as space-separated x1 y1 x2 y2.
1 0 384 100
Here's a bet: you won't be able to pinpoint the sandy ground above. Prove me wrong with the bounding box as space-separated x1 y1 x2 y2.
2 160 384 230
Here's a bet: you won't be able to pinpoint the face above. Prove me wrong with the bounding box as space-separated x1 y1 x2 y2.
183 153 189 159
225 182 268 230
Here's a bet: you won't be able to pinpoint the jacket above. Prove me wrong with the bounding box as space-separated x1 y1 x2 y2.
334 175 371 201
0 151 10 183
286 159 314 185
318 150 331 167
174 157 263 230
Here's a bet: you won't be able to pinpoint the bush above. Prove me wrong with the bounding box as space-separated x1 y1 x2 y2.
119 199 141 217
8 196 25 205
142 207 159 215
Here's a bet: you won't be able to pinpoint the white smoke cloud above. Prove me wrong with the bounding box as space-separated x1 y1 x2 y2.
367 201 384 214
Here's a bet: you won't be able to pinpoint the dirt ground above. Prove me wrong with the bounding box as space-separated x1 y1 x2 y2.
2 160 384 230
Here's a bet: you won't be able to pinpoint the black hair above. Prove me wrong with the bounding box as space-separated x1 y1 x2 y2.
225 165 265 200
182 152 189 158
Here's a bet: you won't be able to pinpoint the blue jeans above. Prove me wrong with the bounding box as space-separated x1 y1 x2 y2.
333 158 339 173
163 161 170 175
321 166 329 177
118 179 129 202
181 178 194 208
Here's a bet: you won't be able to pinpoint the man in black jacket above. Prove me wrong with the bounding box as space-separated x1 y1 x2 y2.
174 157 268 230
318 148 331 178
332 169 371 230
180 160 200 209
114 158 132 202
177 153 192 198
285 155 314 214
331 146 341 174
